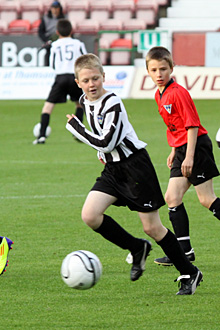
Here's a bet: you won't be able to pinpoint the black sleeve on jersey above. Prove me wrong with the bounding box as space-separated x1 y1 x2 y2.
68 112 119 148
67 105 122 153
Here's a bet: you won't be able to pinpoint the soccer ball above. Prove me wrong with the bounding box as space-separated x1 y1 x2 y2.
216 128 220 148
33 123 51 138
61 250 102 290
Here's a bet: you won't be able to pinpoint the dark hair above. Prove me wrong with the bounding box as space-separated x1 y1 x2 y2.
146 46 174 69
56 19 72 37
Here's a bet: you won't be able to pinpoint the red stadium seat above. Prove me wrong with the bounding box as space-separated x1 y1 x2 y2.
90 1 112 24
123 18 146 31
112 0 135 21
30 18 41 34
135 0 158 26
155 0 169 6
110 38 133 48
0 19 8 34
100 18 123 32
20 1 43 23
8 19 31 34
75 19 100 34
98 19 123 64
66 1 89 24
110 38 133 65
0 1 20 24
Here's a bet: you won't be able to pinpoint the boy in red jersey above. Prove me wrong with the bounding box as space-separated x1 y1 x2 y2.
146 46 220 266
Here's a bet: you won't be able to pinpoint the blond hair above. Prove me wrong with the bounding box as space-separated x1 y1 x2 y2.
75 53 104 80
146 46 174 69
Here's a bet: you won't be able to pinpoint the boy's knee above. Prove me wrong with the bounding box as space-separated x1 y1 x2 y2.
143 223 159 238
143 223 167 242
81 209 102 229
165 192 181 207
81 210 94 226
198 196 213 209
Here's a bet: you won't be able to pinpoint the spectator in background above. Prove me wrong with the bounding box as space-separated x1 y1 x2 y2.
38 1 65 66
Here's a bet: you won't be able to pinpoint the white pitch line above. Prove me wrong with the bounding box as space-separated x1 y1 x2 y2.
0 160 95 165
0 194 86 200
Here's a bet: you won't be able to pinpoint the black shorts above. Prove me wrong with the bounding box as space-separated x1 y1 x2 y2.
91 149 165 212
170 134 219 186
47 74 83 104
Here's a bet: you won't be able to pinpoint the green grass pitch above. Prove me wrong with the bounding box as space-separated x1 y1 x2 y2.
1 99 220 330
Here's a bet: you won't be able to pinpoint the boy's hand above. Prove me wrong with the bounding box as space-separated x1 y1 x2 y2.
181 157 194 177
167 150 175 169
66 114 75 122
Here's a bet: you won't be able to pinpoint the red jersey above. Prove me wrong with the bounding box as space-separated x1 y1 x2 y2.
155 80 208 147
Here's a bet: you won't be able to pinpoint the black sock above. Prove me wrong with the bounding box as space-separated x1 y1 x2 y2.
94 214 143 253
75 107 84 122
169 203 192 253
157 229 196 275
209 197 220 220
39 113 50 138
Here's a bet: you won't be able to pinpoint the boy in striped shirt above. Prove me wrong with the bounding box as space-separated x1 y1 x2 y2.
66 53 203 295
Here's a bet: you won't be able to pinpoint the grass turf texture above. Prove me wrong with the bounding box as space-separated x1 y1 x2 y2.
1 99 220 330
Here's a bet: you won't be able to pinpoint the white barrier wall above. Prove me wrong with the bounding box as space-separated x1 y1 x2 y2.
0 65 220 100
0 67 55 99
131 66 220 99
0 66 135 100
104 66 135 99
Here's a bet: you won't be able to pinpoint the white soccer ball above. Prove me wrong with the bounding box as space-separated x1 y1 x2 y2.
61 250 102 290
216 128 220 148
33 123 51 138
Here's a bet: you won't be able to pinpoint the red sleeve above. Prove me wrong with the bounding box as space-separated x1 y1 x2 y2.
174 88 200 130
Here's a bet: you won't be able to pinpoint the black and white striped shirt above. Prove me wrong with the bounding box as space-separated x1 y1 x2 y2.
49 37 87 75
66 92 147 163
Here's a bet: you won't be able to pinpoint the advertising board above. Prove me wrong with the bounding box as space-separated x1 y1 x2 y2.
131 66 220 99
0 66 135 99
